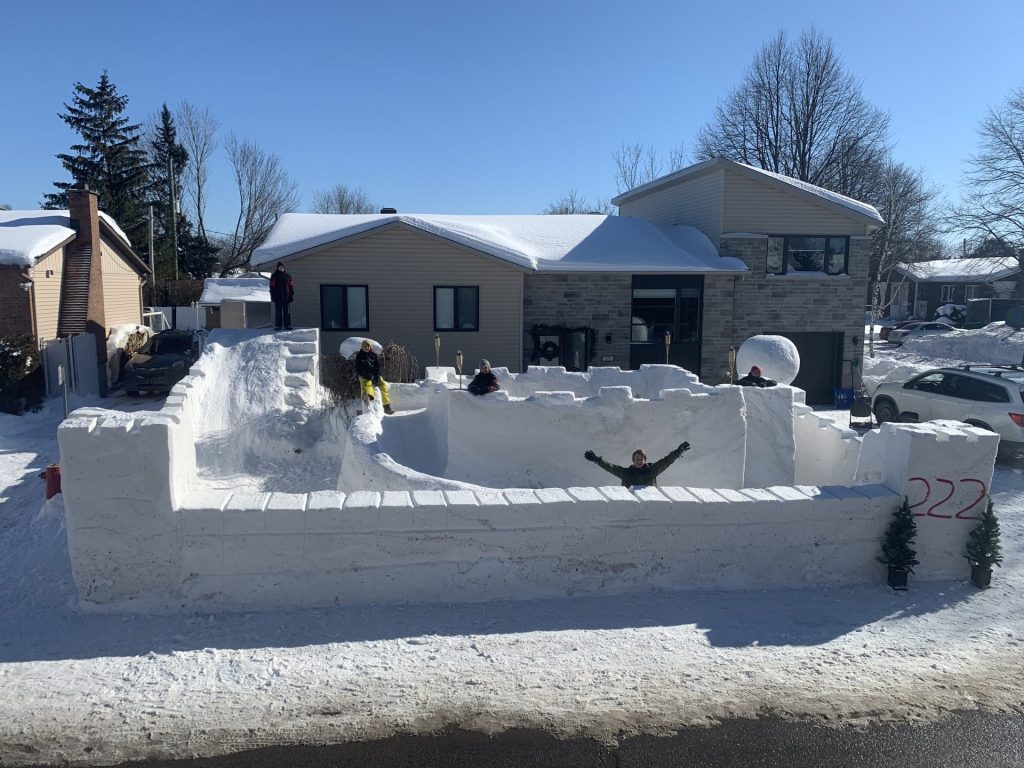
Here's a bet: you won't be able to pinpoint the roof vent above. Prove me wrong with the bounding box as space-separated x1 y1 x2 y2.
380 207 397 214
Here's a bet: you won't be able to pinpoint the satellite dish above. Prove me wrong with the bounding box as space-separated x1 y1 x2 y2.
1006 307 1024 330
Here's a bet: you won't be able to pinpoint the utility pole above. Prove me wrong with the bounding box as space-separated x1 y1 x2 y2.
148 205 156 289
169 156 179 281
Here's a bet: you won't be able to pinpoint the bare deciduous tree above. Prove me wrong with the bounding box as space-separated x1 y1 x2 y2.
219 135 299 275
949 85 1024 254
311 184 376 214
541 189 611 215
176 101 218 242
695 28 890 198
613 142 687 194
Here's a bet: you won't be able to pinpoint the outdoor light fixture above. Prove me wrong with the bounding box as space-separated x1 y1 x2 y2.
456 350 463 390
664 330 672 364
434 334 441 368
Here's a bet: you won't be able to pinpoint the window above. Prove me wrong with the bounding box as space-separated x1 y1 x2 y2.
965 285 980 300
960 377 1010 403
434 286 479 331
766 235 849 275
320 285 368 331
940 285 954 302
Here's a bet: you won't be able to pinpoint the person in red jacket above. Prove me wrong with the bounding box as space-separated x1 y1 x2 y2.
269 262 294 331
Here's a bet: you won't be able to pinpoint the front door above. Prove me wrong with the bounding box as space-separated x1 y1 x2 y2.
629 275 703 373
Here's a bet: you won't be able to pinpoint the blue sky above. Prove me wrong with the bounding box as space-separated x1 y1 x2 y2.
3 0 1021 238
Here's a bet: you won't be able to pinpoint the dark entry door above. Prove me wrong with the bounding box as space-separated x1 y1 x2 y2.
629 275 703 374
768 331 844 405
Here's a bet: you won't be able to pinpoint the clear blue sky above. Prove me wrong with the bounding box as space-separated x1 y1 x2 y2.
3 0 1021 238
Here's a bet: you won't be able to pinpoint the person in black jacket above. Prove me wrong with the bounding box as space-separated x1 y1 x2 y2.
736 365 777 388
355 339 394 414
467 359 501 395
269 262 294 331
584 442 690 487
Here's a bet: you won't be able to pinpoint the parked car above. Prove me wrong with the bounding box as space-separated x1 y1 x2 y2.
122 329 205 395
879 319 922 341
872 365 1024 448
886 320 953 345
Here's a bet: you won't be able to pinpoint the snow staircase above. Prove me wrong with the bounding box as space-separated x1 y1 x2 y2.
57 243 92 336
280 328 319 408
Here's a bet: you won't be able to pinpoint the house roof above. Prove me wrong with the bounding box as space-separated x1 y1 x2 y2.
198 277 271 306
252 213 749 274
895 257 1020 283
0 209 135 268
611 157 885 228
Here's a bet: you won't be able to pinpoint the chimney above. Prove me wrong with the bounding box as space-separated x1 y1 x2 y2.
67 185 107 379
67 185 101 256
380 207 397 214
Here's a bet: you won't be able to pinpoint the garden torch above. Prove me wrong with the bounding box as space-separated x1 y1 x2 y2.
664 330 672 364
456 350 463 390
434 333 440 368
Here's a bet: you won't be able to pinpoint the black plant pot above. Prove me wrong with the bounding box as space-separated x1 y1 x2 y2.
970 565 992 589
887 566 909 590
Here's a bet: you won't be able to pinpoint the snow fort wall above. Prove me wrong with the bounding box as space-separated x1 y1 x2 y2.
793 405 863 485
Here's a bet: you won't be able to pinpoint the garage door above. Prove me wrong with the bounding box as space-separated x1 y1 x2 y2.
767 331 844 406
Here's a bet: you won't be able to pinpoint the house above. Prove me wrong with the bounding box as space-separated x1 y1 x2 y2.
252 159 882 404
0 187 150 390
886 257 1020 322
197 275 271 329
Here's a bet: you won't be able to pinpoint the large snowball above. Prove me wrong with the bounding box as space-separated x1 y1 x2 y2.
339 337 383 358
736 335 799 385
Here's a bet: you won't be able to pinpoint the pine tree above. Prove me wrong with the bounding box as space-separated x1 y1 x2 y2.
965 497 1003 569
878 497 920 573
44 72 152 244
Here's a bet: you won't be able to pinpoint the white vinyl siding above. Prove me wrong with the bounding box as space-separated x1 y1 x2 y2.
617 169 724 243
723 172 866 235
285 224 524 373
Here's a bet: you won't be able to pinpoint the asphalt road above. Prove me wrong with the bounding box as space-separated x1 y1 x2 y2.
41 712 1024 768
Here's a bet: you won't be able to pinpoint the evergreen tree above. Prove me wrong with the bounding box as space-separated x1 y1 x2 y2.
965 498 1003 569
44 72 152 244
878 497 920 573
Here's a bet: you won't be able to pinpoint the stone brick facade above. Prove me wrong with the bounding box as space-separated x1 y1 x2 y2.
522 273 631 369
0 265 33 336
703 235 872 389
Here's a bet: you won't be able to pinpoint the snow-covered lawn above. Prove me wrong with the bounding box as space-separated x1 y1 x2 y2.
1 328 1023 766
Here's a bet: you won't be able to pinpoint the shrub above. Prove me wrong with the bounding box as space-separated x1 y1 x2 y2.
0 335 45 415
965 497 1003 569
878 497 920 573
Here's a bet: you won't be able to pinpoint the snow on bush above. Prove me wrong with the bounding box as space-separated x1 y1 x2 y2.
0 334 44 415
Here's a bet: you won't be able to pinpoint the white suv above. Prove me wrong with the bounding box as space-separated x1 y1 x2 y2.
872 365 1024 447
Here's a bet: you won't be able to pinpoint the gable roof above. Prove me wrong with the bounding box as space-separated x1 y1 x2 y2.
198 277 271 306
895 257 1020 283
611 157 884 228
0 209 137 268
252 213 748 274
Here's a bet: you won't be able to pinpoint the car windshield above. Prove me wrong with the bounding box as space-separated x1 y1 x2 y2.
141 335 192 355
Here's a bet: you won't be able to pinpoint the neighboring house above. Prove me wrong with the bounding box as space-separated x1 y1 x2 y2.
252 158 882 404
198 275 271 329
886 257 1020 321
0 187 150 391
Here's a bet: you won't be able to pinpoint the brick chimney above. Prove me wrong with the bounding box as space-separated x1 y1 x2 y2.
67 184 100 254
66 185 108 383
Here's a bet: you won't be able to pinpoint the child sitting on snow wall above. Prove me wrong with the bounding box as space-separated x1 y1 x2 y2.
736 365 777 388
467 359 501 396
355 339 395 415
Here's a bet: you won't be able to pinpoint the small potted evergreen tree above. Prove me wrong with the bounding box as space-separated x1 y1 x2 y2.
965 497 1003 589
878 497 919 590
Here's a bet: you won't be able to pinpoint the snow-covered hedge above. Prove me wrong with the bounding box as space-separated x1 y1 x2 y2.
0 334 44 415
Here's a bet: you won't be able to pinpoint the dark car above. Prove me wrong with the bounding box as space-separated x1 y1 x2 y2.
122 330 205 395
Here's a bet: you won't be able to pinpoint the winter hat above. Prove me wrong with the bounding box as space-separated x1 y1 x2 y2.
480 359 490 369
632 448 646 460
750 365 762 376
276 262 285 269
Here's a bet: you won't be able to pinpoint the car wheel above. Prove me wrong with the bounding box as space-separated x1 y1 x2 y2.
874 398 899 424
964 420 993 432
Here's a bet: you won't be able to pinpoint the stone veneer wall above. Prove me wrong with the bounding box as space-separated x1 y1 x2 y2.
522 273 631 370
702 235 872 388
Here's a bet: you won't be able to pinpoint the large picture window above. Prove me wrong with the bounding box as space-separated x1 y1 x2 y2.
940 284 954 302
320 284 368 331
766 235 849 276
434 286 479 331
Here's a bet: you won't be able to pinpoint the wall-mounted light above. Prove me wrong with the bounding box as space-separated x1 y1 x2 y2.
45 269 54 278
604 333 612 343
18 282 32 292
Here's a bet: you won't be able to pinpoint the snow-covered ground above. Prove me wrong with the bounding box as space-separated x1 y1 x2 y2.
1 327 1023 766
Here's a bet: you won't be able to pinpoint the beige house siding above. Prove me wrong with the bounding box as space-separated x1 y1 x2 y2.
617 169 724 243
28 247 65 341
723 172 870 235
99 238 143 329
285 224 525 374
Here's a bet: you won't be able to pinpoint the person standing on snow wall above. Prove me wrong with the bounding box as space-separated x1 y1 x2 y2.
584 443 690 487
269 262 294 331
355 339 395 415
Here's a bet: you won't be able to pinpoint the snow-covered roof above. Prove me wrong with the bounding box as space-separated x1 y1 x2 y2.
0 209 132 267
895 257 1020 283
611 158 884 227
252 213 748 274
198 277 271 306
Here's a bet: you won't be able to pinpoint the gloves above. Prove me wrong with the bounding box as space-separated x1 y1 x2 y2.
678 441 691 453
584 450 597 462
